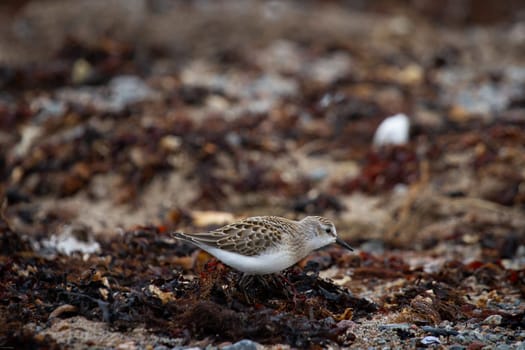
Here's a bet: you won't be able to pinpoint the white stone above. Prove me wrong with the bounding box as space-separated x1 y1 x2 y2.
373 113 410 146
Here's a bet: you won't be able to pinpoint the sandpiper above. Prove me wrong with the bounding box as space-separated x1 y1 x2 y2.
172 216 354 275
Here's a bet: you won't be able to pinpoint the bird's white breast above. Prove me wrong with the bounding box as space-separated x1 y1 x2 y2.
201 246 298 275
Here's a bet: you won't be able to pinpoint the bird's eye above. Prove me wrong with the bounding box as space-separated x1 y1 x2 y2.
325 228 331 234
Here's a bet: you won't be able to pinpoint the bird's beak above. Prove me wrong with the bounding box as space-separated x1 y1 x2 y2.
336 237 354 251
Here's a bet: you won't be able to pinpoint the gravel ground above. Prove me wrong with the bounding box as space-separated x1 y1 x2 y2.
1 1 524 349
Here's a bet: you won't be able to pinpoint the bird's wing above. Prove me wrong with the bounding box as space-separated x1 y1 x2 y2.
173 217 285 256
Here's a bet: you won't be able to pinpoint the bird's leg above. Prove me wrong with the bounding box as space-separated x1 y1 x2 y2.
257 274 272 290
276 272 307 304
237 274 260 304
238 273 254 289
277 273 295 299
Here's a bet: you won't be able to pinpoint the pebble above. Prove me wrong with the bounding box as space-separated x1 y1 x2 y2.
449 345 466 350
463 330 485 343
482 314 502 325
307 168 328 182
421 336 440 345
495 345 511 350
360 240 385 254
109 76 158 112
221 339 261 350
466 341 485 350
485 333 503 342
309 52 352 84
421 325 459 336
153 346 169 350
452 334 467 344
57 75 158 114
32 98 66 122
372 113 410 146
378 323 411 331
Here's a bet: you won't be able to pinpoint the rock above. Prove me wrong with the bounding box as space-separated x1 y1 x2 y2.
378 323 412 331
449 345 466 350
452 334 467 344
116 341 136 350
308 52 352 84
485 333 503 342
421 325 459 336
190 210 235 227
255 40 303 74
372 113 410 146
108 76 158 111
31 97 67 122
57 75 159 113
40 225 100 256
467 341 486 350
360 240 385 254
495 344 511 350
153 346 169 350
249 74 298 99
13 125 42 158
221 340 261 350
396 63 423 85
482 314 502 325
160 135 182 152
71 58 94 84
421 336 440 345
463 330 484 343
307 168 328 182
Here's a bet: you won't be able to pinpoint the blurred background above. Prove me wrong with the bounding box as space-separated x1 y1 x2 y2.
1 0 524 66
1 0 524 249
1 1 525 348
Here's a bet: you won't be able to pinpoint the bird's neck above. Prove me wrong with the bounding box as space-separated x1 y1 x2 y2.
288 221 315 256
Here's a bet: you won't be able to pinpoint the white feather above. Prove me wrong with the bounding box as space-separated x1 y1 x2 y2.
200 246 297 275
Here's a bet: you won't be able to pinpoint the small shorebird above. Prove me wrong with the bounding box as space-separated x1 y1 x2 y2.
172 216 354 275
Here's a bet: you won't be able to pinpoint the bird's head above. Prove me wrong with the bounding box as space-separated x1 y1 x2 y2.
300 216 354 251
